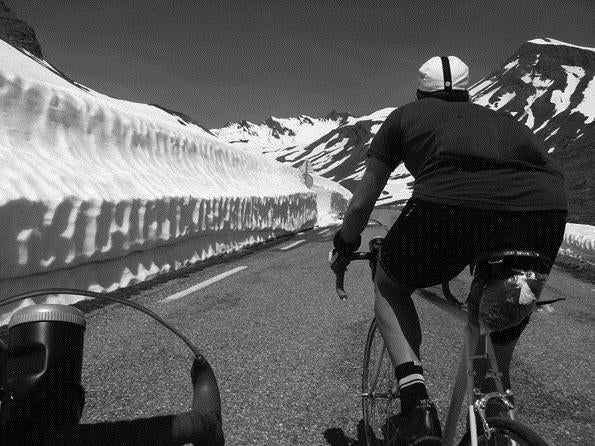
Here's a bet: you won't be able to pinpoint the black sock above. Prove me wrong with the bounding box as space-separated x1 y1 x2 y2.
395 361 429 416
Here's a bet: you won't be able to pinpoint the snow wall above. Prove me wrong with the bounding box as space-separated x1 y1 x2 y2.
310 173 351 227
0 41 351 323
557 223 595 271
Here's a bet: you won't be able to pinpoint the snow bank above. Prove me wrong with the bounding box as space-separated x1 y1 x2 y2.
309 173 352 227
0 40 351 324
557 223 595 271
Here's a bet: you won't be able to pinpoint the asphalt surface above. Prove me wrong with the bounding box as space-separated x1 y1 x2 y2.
76 209 594 445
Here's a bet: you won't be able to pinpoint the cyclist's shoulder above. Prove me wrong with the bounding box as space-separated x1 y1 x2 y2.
398 98 479 120
409 99 533 132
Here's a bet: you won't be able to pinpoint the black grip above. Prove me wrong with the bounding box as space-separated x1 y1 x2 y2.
190 356 224 445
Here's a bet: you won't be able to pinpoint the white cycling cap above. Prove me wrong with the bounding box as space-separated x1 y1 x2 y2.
418 56 469 92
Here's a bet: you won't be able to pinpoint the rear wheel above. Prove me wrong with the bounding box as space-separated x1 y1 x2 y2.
458 417 549 446
361 318 399 445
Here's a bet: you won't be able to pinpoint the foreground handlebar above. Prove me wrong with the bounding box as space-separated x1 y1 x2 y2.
2 357 224 446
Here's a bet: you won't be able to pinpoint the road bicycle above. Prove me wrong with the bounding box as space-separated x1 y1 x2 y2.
0 288 224 445
333 236 554 446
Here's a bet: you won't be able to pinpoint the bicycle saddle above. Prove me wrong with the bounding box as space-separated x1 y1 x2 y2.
470 250 552 276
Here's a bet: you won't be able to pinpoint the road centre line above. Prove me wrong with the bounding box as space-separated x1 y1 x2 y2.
279 240 305 250
160 266 248 303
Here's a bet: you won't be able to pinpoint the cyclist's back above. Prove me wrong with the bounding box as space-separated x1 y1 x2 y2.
368 97 567 212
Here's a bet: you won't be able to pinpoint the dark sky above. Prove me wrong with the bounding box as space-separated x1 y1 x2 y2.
10 1 595 128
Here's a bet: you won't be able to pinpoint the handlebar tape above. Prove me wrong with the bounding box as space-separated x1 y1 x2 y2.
1 357 224 446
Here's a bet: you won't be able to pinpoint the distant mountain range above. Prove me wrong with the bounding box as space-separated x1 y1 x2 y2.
213 38 594 225
212 109 412 206
213 112 353 153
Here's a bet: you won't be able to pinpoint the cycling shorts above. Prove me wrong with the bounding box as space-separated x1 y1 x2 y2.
379 198 567 290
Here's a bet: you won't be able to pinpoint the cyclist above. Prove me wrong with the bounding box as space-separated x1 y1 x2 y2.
331 56 567 445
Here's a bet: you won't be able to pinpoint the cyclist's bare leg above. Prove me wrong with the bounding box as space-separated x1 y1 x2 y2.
491 339 517 391
373 262 419 365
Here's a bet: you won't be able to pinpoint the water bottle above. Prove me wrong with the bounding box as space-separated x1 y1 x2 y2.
0 304 86 430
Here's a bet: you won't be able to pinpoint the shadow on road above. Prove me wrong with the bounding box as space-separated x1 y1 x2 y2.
323 419 382 446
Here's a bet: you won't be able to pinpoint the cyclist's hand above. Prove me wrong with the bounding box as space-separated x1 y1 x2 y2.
330 230 361 273
329 249 351 273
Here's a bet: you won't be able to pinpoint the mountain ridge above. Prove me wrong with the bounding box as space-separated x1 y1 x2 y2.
211 112 359 156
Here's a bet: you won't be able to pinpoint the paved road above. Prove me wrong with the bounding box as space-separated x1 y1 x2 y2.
78 209 594 445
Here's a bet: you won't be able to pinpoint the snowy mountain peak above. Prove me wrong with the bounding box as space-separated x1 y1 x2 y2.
263 116 298 138
470 38 594 140
470 38 594 223
324 110 356 123
298 115 315 125
528 37 595 53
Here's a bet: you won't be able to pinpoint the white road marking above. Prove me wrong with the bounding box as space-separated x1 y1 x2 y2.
318 228 332 235
279 240 305 250
160 266 248 303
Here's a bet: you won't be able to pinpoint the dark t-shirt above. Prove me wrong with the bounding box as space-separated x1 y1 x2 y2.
368 98 567 211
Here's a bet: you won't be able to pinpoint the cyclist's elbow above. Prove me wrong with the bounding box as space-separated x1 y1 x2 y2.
348 195 375 217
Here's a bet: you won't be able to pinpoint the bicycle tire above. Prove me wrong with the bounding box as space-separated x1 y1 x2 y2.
361 318 400 446
458 417 549 446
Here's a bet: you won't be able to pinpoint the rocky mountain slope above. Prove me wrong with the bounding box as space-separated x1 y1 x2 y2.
215 38 594 224
470 38 594 224
0 1 42 58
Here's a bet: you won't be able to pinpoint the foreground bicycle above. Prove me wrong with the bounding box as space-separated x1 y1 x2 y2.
0 288 224 445
333 236 553 446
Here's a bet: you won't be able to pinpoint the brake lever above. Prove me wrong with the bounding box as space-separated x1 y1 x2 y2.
336 270 348 301
329 249 349 301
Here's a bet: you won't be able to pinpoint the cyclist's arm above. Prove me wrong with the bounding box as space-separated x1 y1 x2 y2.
339 156 392 243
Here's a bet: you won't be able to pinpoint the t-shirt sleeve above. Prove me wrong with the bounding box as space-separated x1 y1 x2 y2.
367 108 403 170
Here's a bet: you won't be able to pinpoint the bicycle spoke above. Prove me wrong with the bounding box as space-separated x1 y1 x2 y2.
362 320 400 445
369 338 386 391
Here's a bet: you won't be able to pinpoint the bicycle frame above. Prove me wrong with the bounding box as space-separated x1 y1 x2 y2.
337 238 521 446
418 290 515 446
